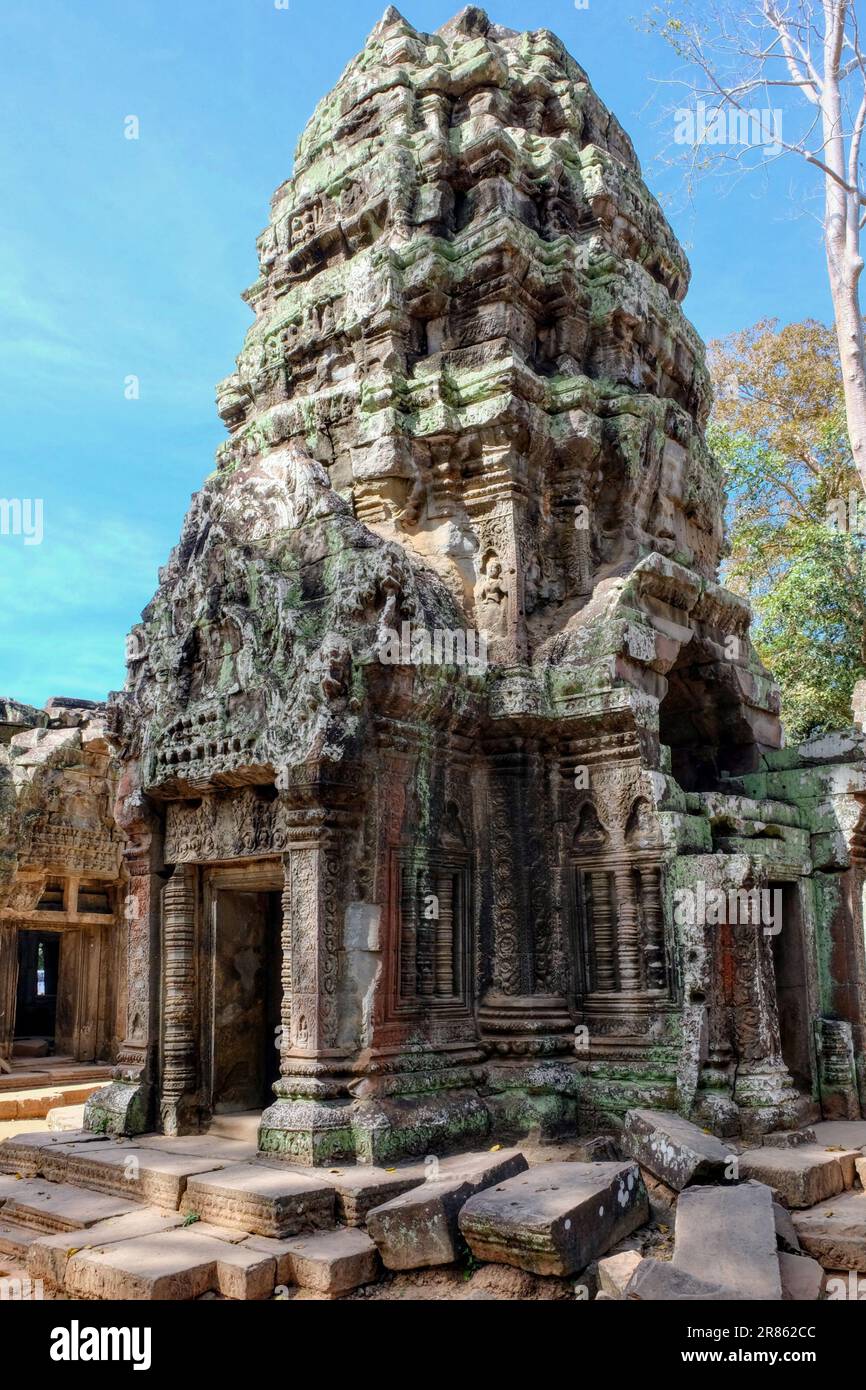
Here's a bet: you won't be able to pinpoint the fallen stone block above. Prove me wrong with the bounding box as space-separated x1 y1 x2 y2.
367 1149 527 1270
739 1145 857 1209
458 1161 648 1277
597 1249 642 1298
642 1170 678 1224
773 1202 801 1254
278 1227 380 1295
622 1109 735 1191
674 1181 782 1299
27 1209 186 1287
626 1258 740 1300
779 1250 824 1301
180 1162 335 1238
793 1190 866 1271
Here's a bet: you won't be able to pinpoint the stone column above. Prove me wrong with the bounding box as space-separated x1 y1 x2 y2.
283 840 341 1054
260 759 361 1165
730 917 802 1136
85 792 163 1137
159 863 198 1134
479 743 577 1137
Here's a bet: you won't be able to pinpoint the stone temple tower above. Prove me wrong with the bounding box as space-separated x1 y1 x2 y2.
88 6 866 1162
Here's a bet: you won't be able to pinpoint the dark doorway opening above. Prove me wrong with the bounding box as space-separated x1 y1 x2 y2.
771 881 813 1093
211 889 282 1113
15 931 60 1045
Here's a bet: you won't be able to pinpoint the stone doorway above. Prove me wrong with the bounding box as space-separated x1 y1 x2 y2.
207 880 283 1115
14 930 60 1047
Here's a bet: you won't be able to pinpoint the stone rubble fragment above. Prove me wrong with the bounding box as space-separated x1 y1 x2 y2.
366 1149 527 1269
458 1161 648 1276
622 1108 735 1190
792 1190 866 1272
672 1181 782 1300
738 1145 857 1209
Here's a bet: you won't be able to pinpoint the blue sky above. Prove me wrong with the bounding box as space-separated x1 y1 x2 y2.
0 0 832 708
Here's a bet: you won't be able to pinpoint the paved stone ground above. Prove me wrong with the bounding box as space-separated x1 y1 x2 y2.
0 1116 863 1301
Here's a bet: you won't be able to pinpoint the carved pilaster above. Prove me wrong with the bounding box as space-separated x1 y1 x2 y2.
614 866 642 993
278 869 292 1073
160 863 198 1134
435 871 455 997
588 870 617 991
85 796 162 1137
284 839 343 1055
638 865 666 991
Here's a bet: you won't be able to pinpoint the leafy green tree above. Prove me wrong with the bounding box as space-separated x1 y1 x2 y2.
709 318 866 738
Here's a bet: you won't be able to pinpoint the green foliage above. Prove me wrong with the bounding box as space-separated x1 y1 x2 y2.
709 319 866 739
747 524 866 738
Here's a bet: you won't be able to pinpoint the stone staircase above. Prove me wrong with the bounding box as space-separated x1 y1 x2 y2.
1 1114 865 1300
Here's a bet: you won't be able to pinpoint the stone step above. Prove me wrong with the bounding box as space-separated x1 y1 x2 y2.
0 1064 112 1095
138 1134 257 1163
0 1220 45 1261
245 1227 380 1296
0 1175 140 1235
180 1162 336 1238
27 1209 188 1288
258 1158 428 1226
0 1082 105 1121
63 1227 278 1301
673 1180 782 1300
61 1144 232 1209
792 1190 866 1271
0 1129 112 1179
367 1149 528 1270
458 1161 648 1277
810 1120 866 1150
738 1145 858 1208
622 1107 736 1191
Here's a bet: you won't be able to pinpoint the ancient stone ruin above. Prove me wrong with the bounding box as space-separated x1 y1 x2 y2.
3 2 866 1306
1 9 865 1293
64 3 864 1164
0 699 125 1074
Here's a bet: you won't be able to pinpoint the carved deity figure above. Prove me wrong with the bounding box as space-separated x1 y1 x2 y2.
476 552 509 637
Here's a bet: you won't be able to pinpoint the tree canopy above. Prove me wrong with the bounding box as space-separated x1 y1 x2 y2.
709 317 866 738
